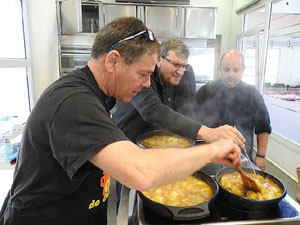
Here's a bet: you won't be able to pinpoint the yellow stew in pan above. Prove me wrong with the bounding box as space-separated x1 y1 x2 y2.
142 176 214 207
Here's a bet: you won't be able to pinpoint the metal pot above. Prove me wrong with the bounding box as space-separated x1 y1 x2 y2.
137 130 195 148
137 170 218 220
136 129 195 148
215 167 287 212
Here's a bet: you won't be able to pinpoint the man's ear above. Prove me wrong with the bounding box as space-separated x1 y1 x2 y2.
157 56 163 68
105 50 121 72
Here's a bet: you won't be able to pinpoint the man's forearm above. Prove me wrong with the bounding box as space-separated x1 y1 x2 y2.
256 132 269 156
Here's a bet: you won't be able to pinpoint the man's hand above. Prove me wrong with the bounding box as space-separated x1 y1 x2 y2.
208 139 242 167
197 125 245 149
254 157 265 171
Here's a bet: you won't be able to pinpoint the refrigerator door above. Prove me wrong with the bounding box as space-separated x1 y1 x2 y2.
61 0 82 34
103 4 136 26
144 6 178 38
185 7 217 39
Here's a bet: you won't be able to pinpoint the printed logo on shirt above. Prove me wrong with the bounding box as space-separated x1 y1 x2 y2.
101 171 110 202
88 171 110 210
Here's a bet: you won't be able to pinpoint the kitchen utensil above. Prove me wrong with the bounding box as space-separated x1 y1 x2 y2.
137 170 218 220
233 126 256 175
216 167 286 212
235 166 261 192
242 147 257 175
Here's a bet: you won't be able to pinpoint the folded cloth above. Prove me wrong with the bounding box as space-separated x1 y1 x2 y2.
8 151 18 165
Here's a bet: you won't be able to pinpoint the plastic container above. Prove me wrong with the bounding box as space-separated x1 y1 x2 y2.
0 142 14 162
0 116 23 162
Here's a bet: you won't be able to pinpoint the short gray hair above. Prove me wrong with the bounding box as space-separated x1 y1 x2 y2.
160 39 189 60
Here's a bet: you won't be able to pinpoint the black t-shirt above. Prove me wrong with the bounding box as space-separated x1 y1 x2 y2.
3 66 128 225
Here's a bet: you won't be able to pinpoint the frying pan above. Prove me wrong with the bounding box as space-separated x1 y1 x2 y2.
136 129 195 148
215 167 287 212
137 170 218 220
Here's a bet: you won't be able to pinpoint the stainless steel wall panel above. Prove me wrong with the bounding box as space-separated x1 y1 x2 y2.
144 6 177 38
103 5 136 25
60 0 82 34
184 7 216 39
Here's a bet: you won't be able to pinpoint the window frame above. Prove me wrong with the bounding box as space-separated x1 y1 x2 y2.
0 0 34 113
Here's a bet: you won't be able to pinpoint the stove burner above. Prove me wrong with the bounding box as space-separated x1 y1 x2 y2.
138 197 298 224
142 204 216 224
213 198 280 221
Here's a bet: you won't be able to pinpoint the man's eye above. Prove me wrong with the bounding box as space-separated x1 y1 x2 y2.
233 69 240 73
141 73 149 78
223 68 230 72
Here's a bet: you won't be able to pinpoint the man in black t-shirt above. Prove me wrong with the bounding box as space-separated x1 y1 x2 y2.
1 18 243 225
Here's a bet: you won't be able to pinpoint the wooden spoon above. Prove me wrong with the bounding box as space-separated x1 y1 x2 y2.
235 166 261 192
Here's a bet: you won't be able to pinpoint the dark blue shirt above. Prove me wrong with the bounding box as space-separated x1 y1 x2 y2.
113 65 202 143
195 79 271 159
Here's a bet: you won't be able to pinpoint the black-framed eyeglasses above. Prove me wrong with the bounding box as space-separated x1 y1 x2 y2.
109 29 154 52
162 56 190 72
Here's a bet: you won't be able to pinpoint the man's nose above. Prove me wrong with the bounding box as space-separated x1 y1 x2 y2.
142 76 151 88
228 69 235 76
176 67 185 75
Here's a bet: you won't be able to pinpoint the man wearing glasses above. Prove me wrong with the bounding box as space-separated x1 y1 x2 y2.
1 17 243 225
114 38 245 145
113 39 245 210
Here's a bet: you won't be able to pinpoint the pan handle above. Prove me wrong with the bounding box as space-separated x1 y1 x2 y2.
169 203 210 220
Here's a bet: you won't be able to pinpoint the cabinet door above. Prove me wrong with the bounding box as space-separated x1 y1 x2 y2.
60 0 82 34
184 7 216 39
60 1 100 34
103 4 136 26
144 6 178 38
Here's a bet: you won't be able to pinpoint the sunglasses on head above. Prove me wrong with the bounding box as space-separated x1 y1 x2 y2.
109 29 154 52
